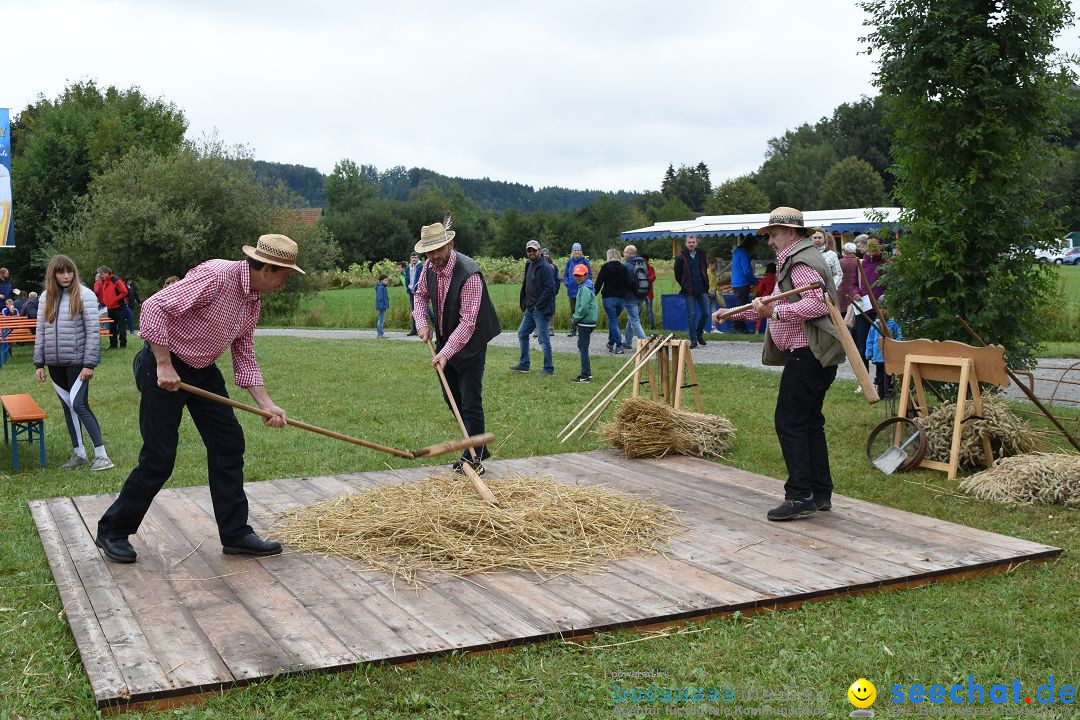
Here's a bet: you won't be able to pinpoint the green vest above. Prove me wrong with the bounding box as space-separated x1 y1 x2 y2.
761 239 845 367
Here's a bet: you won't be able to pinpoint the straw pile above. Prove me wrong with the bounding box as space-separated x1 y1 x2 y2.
600 397 735 459
959 453 1080 507
269 474 678 583
917 392 1038 468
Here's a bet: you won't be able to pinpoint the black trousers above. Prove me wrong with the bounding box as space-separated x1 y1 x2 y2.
442 349 489 461
98 346 252 544
731 285 751 333
774 347 838 501
107 306 127 348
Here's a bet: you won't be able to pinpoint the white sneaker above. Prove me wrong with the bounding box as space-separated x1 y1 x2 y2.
60 453 88 469
854 386 863 394
90 456 115 471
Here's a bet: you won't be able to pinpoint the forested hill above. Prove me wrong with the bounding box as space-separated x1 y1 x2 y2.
253 160 640 212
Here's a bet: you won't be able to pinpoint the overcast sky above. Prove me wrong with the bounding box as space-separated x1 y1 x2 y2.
5 0 1080 192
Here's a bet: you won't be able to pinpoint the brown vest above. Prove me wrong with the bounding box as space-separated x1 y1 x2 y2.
761 239 845 367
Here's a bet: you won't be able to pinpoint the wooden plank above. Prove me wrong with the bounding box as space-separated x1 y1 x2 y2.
883 338 1010 387
647 454 1058 558
71 493 235 692
597 454 998 573
170 487 359 671
46 498 174 696
28 499 129 705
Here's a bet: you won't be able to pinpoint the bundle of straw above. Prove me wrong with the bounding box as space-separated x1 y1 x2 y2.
959 453 1080 507
270 474 678 583
917 392 1038 468
600 397 735 459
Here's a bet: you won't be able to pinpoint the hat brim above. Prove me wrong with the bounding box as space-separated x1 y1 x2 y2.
414 230 455 254
757 223 809 235
242 245 306 274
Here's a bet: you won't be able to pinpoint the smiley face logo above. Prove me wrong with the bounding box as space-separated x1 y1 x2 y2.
848 678 877 708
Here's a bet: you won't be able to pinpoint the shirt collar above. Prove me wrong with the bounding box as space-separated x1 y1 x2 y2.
239 259 256 297
776 238 809 269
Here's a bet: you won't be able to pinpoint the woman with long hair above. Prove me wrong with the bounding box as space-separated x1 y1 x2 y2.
32 255 114 470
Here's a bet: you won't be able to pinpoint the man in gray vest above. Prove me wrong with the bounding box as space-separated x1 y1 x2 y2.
413 217 502 474
716 207 844 521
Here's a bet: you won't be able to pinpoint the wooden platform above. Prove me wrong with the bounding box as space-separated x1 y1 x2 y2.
30 451 1060 712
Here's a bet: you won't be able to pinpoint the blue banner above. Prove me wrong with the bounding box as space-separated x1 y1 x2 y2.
0 108 12 247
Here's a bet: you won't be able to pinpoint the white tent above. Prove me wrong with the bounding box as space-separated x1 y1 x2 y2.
620 207 903 241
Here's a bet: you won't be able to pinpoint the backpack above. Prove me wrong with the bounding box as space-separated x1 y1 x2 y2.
630 261 650 298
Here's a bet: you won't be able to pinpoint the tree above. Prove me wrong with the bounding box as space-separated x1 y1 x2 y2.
661 162 712 211
9 81 187 281
817 157 886 208
818 96 894 196
704 176 771 214
755 125 837 210
653 197 695 222
51 140 339 292
861 0 1075 368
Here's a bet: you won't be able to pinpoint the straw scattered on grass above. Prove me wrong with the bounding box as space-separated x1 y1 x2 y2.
918 392 1038 467
959 453 1080 507
269 473 679 584
600 397 735 459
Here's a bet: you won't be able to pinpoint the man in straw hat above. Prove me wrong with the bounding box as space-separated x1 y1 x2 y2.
412 216 501 475
96 234 305 563
714 208 845 521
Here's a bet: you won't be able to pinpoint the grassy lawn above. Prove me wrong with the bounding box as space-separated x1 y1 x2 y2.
0 337 1076 718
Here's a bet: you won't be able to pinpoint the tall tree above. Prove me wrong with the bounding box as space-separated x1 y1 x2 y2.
755 124 837 210
704 176 771 214
817 96 894 196
816 157 886 208
861 0 1075 367
9 81 187 280
661 163 712 212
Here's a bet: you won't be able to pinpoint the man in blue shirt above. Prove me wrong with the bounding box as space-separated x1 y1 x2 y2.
730 237 759 333
674 236 710 348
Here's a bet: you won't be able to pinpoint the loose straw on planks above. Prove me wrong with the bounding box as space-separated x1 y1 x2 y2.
558 334 668 440
562 335 676 442
176 381 492 460
425 339 500 506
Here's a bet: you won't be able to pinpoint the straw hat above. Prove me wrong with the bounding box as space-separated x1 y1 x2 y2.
242 234 305 274
415 219 456 253
758 207 809 235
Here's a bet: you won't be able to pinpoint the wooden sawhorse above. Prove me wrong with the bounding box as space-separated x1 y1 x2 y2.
884 339 1010 481
631 338 704 412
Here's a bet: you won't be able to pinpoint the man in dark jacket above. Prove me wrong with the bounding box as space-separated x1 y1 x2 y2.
673 236 710 348
510 239 556 376
93 266 128 349
413 218 501 474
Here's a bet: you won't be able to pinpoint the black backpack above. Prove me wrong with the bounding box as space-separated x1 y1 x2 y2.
630 261 650 298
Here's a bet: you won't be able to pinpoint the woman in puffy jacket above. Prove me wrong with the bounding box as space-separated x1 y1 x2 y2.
33 255 114 470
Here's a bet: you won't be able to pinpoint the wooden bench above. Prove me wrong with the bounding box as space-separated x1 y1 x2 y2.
1 393 47 470
0 316 115 369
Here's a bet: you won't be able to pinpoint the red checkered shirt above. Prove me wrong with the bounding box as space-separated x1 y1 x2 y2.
412 251 482 362
139 259 264 387
734 241 828 352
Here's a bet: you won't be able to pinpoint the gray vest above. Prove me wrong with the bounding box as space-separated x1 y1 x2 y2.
761 238 845 367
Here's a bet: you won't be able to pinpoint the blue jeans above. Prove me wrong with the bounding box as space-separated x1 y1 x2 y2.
602 296 624 348
731 285 751 333
577 326 593 377
685 293 709 344
377 309 386 336
125 306 135 332
517 310 553 372
644 298 655 328
623 299 646 342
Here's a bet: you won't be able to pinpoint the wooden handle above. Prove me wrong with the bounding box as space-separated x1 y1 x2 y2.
425 339 499 506
713 283 823 322
411 433 496 459
823 297 880 404
176 382 415 459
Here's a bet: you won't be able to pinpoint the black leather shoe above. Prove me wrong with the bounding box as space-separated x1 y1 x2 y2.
222 533 282 556
96 534 137 563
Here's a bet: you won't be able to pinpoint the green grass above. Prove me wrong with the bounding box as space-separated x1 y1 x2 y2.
0 337 1077 718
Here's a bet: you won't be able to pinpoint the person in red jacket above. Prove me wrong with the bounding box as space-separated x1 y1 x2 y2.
94 266 128 349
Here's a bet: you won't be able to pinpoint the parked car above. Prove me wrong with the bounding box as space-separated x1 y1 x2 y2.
1036 240 1070 263
1061 247 1080 265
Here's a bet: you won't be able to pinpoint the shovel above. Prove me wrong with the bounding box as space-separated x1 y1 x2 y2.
873 430 923 475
